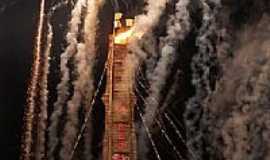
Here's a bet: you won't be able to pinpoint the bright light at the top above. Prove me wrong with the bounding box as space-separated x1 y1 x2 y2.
114 28 135 45
114 27 143 45
113 13 143 45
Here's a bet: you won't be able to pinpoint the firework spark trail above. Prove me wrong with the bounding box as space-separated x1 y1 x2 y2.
136 103 162 160
136 83 197 160
135 74 195 159
136 74 187 142
22 0 45 159
35 22 53 160
60 0 105 159
136 75 184 158
70 58 108 159
155 119 185 160
164 112 199 160
135 72 199 160
48 0 86 159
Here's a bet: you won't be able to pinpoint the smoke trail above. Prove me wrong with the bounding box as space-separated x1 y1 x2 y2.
59 0 104 159
144 0 191 126
133 0 167 35
21 0 45 159
134 0 191 159
128 2 171 148
35 23 53 160
203 15 270 160
48 0 86 159
184 0 220 159
128 0 167 63
81 1 104 158
60 42 87 159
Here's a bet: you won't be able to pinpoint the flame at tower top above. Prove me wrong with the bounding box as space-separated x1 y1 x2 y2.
113 12 142 45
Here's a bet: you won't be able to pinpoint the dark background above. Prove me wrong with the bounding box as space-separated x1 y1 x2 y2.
0 0 38 159
0 0 270 160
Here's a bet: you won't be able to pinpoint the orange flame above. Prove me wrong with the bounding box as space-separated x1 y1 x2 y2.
114 28 135 45
114 27 143 45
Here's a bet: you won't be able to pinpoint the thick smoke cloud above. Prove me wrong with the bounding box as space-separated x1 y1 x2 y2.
184 0 221 159
203 15 270 160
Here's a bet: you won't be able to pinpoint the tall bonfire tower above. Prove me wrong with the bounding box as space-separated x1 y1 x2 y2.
102 12 137 160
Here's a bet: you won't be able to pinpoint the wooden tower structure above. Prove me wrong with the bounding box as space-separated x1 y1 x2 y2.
102 13 137 160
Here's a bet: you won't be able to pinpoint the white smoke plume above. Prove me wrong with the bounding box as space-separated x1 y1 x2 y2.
129 0 167 61
60 42 87 159
48 0 86 159
128 0 167 158
203 15 270 160
35 22 53 160
60 0 104 159
144 0 191 126
21 0 45 159
83 117 93 160
82 1 105 158
134 0 167 35
136 0 191 159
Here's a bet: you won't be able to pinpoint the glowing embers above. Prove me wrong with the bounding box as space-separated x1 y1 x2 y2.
112 153 130 160
113 102 130 122
113 12 142 45
112 123 131 153
114 28 135 45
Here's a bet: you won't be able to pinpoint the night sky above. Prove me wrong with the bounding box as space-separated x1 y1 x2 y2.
0 1 39 159
0 0 270 160
0 1 123 159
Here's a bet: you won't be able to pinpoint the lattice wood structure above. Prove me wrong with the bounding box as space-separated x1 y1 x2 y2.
102 18 136 159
